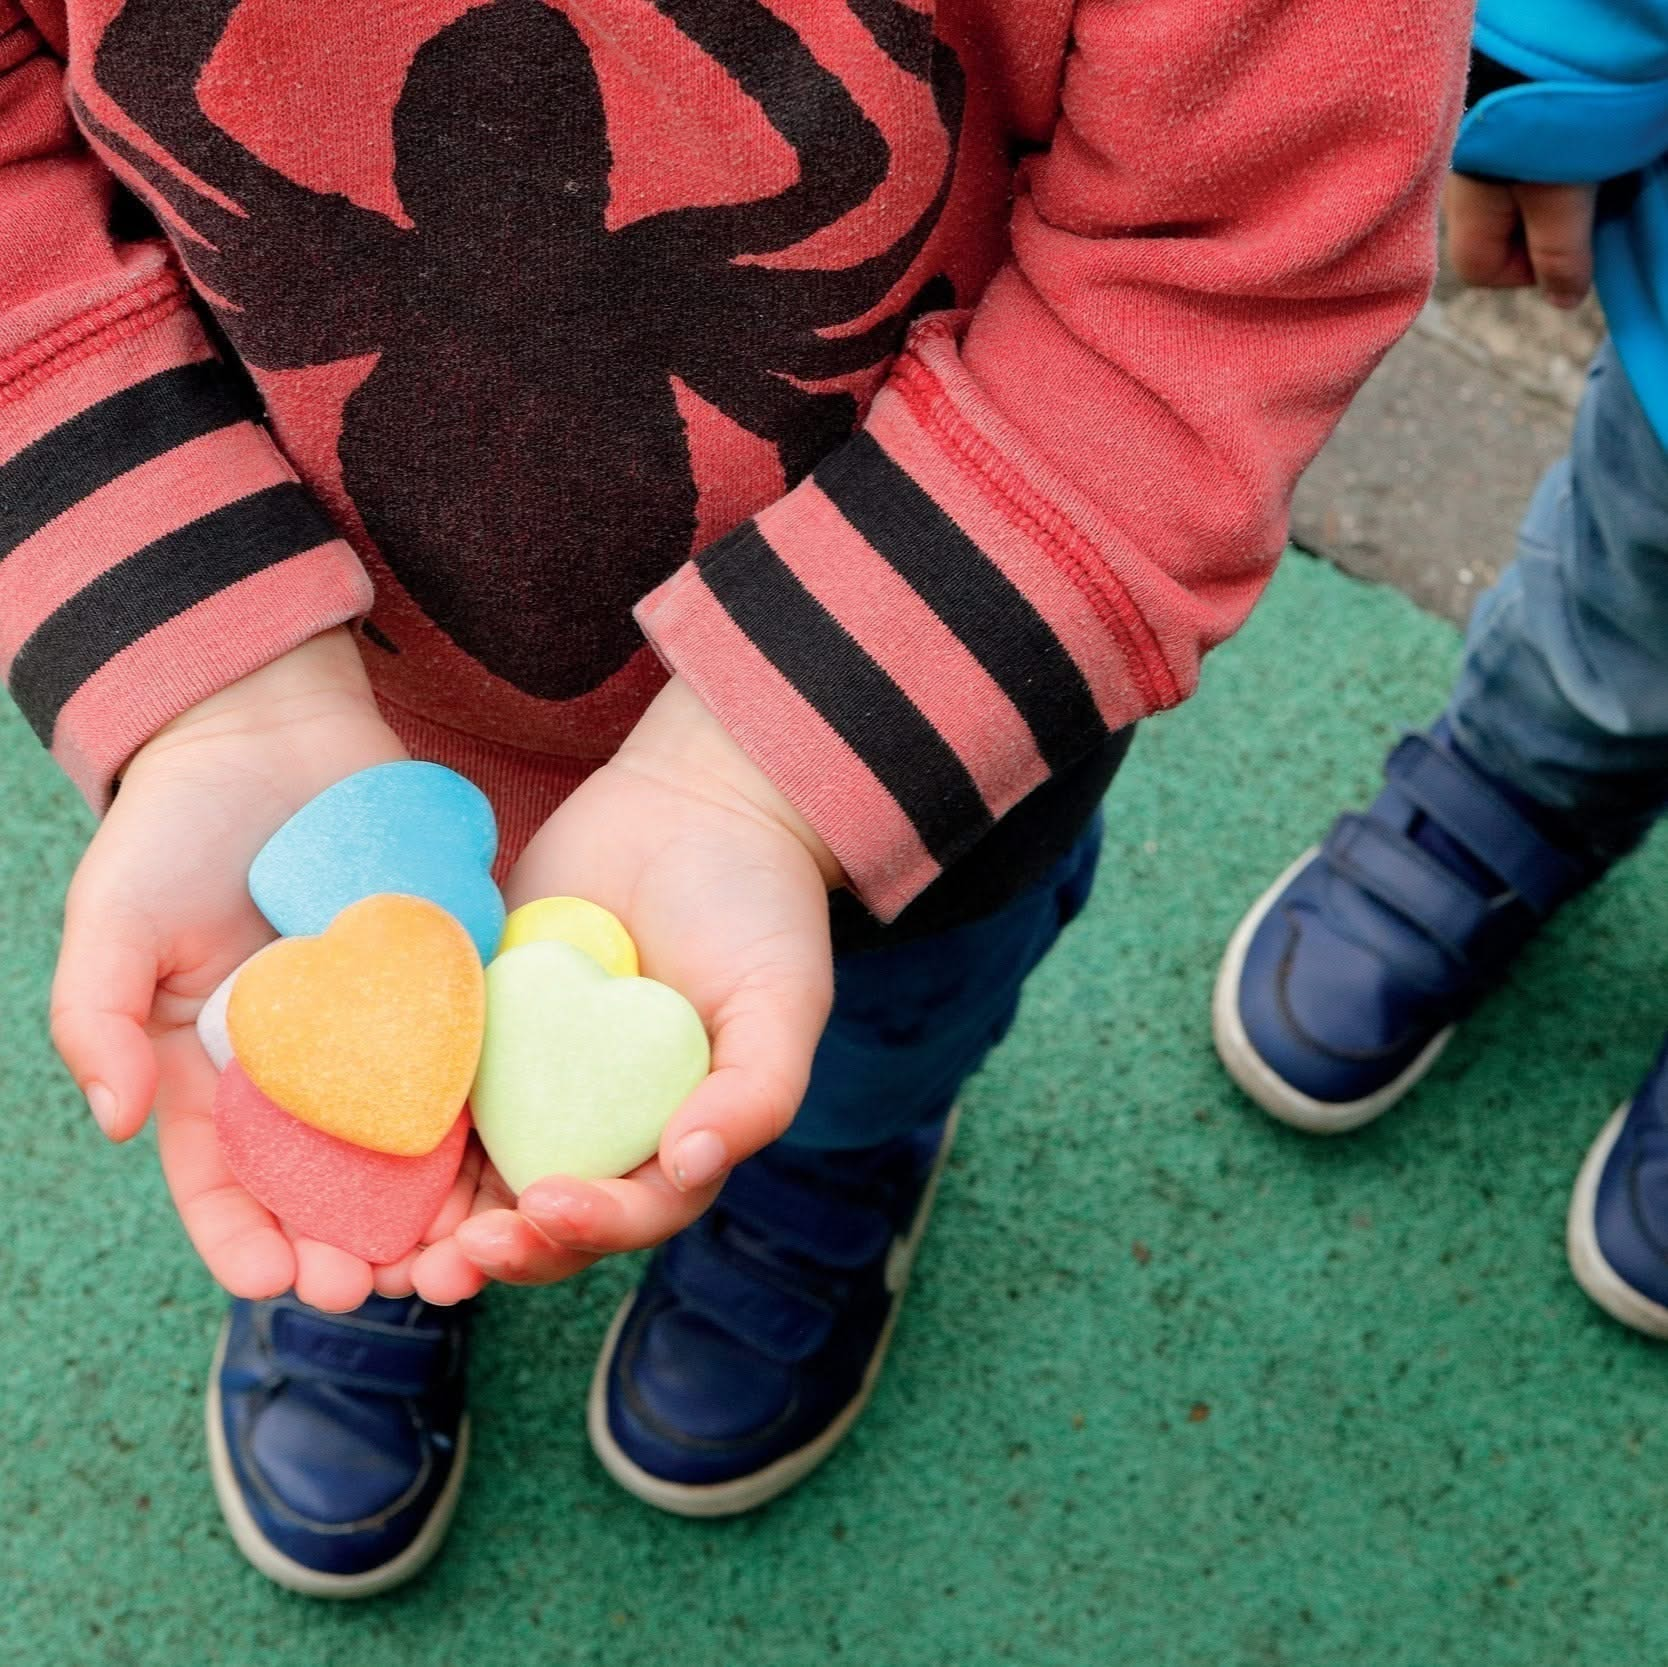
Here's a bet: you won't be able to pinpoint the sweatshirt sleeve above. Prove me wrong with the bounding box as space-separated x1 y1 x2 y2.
636 0 1470 921
0 2 372 809
1455 3 1668 185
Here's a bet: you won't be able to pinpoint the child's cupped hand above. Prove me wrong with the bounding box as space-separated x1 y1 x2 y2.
422 674 838 1296
50 640 836 1310
45 626 448 1313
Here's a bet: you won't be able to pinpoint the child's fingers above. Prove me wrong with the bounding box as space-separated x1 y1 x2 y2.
519 1163 717 1255
372 1254 419 1298
152 1036 295 1299
409 1164 516 1304
154 1103 296 1299
374 1146 491 1298
49 899 160 1143
419 1139 487 1243
291 1235 376 1313
1444 174 1532 289
657 1050 804 1194
1517 181 1597 310
409 1238 490 1305
454 1207 596 1285
654 961 829 1195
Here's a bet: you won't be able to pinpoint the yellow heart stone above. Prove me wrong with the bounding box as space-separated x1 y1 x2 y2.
498 895 639 976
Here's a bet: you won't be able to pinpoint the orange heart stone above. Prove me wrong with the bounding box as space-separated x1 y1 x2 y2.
228 894 484 1156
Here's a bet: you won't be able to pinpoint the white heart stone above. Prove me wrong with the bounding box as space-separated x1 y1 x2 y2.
196 944 283 1073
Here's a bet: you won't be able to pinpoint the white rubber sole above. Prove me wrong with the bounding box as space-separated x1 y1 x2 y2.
1211 847 1454 1136
205 1318 471 1599
1567 1104 1668 1338
587 1106 962 1518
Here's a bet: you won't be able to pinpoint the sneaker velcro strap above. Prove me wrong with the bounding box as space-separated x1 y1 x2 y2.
265 1303 454 1398
717 1164 892 1270
1385 734 1586 916
1324 813 1496 964
659 1231 836 1364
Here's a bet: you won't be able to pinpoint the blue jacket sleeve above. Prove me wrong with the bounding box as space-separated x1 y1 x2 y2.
1456 2 1668 183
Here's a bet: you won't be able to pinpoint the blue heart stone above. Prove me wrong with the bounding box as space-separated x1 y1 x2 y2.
249 762 504 961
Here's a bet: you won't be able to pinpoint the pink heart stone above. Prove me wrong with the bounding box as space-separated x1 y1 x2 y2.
214 1063 468 1264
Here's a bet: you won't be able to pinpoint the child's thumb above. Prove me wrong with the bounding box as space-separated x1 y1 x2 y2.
658 957 833 1191
49 896 159 1144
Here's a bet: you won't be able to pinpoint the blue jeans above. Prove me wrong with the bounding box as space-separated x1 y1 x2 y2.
785 816 1103 1151
1447 340 1668 856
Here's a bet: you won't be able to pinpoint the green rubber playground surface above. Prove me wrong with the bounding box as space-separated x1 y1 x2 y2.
4 552 1668 1665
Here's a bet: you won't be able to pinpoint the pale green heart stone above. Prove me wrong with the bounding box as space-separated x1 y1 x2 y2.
472 940 711 1192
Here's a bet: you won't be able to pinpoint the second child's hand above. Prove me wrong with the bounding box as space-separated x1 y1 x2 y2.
1444 173 1598 310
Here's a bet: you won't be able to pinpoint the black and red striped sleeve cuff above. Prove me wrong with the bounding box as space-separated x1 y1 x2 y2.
636 317 1183 921
0 288 373 808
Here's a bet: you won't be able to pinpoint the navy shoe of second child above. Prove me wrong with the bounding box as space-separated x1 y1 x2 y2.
1213 728 1605 1134
1569 1039 1668 1339
588 1110 957 1516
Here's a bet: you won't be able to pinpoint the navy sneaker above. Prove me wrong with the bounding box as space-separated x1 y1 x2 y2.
1569 1040 1668 1337
588 1109 958 1516
206 1293 470 1597
1213 729 1601 1134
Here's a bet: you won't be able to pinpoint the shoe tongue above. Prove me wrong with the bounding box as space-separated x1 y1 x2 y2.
1412 717 1579 896
711 1142 906 1275
715 1187 882 1278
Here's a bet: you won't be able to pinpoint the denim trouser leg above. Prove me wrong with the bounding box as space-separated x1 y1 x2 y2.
782 817 1103 1152
1446 340 1668 855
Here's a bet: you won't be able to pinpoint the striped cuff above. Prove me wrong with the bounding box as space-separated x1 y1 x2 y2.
0 306 373 808
637 328 1174 920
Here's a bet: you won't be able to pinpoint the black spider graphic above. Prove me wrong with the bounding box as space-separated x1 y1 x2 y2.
74 0 964 699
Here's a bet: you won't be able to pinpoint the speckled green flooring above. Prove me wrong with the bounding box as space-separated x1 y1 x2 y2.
5 553 1667 1666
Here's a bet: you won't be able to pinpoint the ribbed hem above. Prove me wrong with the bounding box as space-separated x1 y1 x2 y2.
0 303 378 808
56 544 373 809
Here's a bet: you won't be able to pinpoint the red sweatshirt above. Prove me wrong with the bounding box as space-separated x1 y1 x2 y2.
0 0 1467 922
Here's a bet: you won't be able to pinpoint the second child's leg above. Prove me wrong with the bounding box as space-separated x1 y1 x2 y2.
1446 340 1668 848
587 820 1103 1515
1215 340 1666 1134
1215 339 1668 1339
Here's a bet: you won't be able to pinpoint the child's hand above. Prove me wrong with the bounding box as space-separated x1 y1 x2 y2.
423 675 837 1294
1444 173 1598 311
48 627 424 1311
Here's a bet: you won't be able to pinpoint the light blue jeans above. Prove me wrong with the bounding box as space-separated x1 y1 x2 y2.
1447 340 1668 857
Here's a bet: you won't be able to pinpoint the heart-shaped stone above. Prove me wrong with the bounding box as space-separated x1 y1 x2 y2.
214 1063 468 1264
471 940 709 1192
498 895 638 975
229 894 484 1156
196 944 282 1072
250 762 504 962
